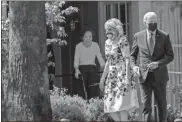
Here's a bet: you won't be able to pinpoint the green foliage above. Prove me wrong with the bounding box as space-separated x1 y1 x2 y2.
50 87 87 121
172 81 182 105
85 98 105 121
50 86 182 122
128 109 140 121
45 0 79 45
167 104 182 122
170 81 182 120
50 86 114 121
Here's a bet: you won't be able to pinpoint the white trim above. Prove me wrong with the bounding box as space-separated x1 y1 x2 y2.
172 44 182 47
168 71 182 74
98 2 106 56
102 1 128 5
118 3 121 19
110 4 113 18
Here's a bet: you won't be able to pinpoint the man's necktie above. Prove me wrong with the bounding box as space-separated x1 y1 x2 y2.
148 32 154 55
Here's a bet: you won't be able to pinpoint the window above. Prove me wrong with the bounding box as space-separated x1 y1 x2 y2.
98 2 130 57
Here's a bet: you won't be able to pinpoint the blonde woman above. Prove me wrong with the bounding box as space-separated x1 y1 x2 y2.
99 18 139 121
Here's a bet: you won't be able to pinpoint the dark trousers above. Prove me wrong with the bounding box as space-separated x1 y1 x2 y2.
140 72 167 122
75 65 100 100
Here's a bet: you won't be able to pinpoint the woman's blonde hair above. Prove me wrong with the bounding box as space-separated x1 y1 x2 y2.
104 18 124 37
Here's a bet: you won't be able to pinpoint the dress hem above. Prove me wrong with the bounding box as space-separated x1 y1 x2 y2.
104 105 139 114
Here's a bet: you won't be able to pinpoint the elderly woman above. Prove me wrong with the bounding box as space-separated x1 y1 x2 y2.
99 18 139 121
74 28 105 99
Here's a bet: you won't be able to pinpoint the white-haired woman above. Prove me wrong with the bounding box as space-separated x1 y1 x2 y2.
99 18 139 121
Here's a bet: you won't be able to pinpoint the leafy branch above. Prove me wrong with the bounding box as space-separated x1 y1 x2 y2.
45 1 79 46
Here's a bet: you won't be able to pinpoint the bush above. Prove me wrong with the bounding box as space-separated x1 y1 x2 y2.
85 98 114 121
50 86 113 121
50 87 87 121
167 104 182 122
50 86 140 121
51 86 182 121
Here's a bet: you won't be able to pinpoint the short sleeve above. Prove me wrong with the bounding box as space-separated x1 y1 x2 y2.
120 37 130 58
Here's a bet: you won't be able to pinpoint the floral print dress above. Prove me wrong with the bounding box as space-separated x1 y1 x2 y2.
104 36 139 113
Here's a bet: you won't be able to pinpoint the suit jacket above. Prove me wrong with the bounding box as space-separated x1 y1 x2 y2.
130 29 174 83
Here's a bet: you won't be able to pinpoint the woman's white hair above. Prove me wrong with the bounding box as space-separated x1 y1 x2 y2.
143 12 157 24
104 18 124 37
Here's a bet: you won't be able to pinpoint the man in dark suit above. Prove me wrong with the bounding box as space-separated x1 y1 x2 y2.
130 12 174 122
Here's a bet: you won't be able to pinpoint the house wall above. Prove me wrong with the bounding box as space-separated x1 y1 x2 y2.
81 2 99 44
130 2 139 35
150 1 182 111
138 2 152 30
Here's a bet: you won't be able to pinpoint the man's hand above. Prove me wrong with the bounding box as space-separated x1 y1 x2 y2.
75 69 81 79
147 62 159 71
133 66 140 76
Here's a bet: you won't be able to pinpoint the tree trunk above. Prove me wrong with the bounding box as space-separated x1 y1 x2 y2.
5 1 52 121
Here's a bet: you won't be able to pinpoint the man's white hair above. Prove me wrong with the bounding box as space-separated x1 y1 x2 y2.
143 12 157 23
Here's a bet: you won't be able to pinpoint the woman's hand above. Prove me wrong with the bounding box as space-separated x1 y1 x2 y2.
99 77 106 92
75 69 81 79
99 61 109 92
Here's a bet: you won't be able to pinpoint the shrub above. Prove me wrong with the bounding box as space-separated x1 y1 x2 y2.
167 104 182 122
50 86 87 121
96 112 114 121
50 86 114 121
50 86 143 121
85 97 113 121
51 86 182 121
85 98 104 121
128 109 140 121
